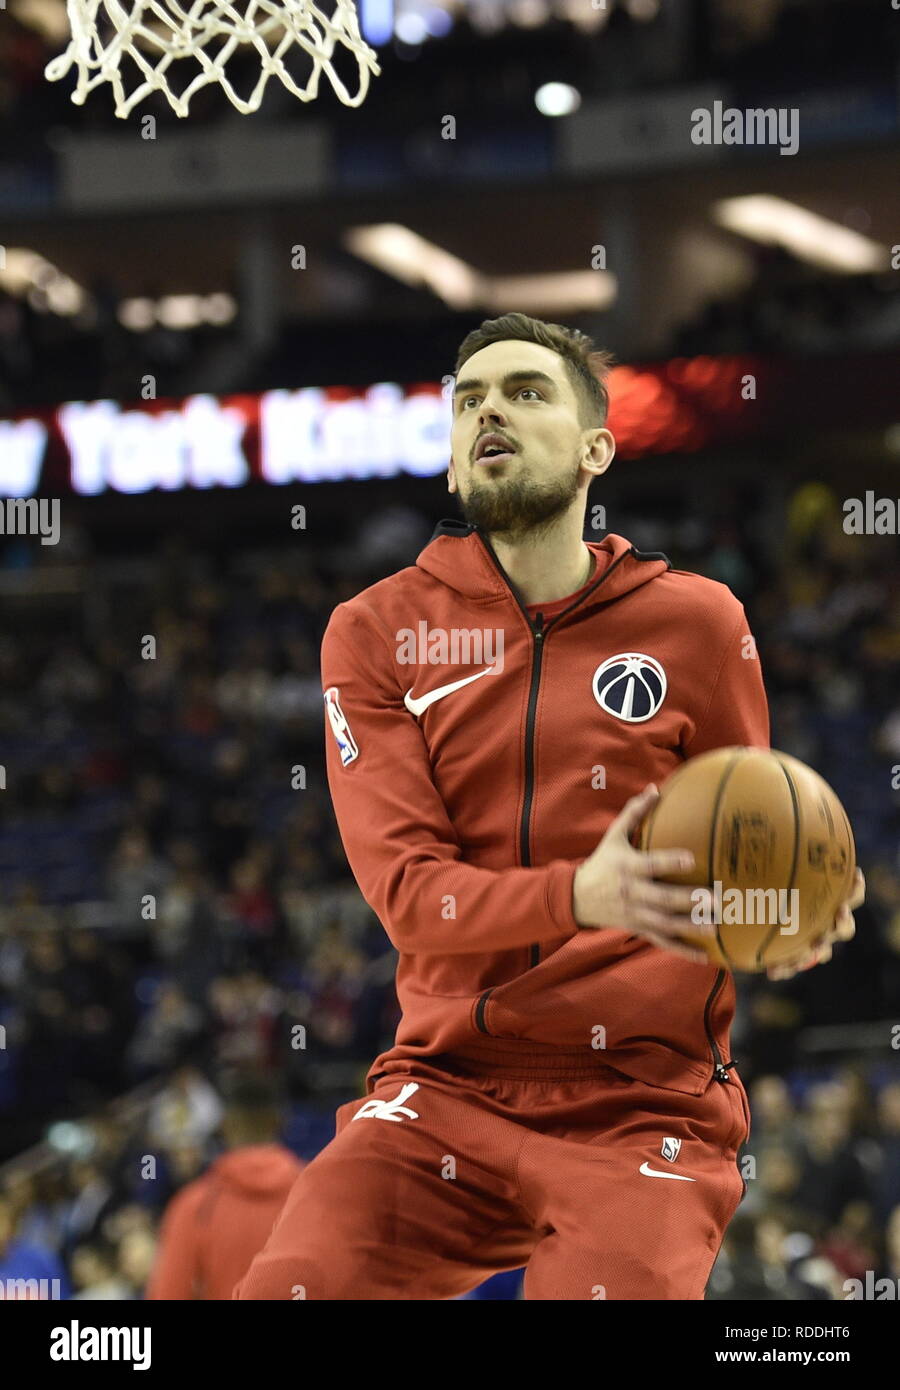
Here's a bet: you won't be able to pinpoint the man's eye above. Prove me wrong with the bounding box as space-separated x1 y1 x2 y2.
519 388 541 400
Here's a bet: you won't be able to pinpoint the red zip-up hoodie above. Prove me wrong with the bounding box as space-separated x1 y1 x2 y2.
321 521 770 1097
146 1145 304 1300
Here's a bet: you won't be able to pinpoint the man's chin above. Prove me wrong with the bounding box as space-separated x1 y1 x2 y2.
458 481 579 538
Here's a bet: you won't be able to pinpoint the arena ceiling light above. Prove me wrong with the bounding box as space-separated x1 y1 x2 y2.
509 0 550 28
485 270 615 313
561 0 609 32
118 293 237 331
395 10 428 42
8 0 71 42
358 0 394 44
343 224 482 309
624 0 660 19
0 248 86 314
156 294 224 329
712 196 889 274
535 82 581 117
344 224 615 312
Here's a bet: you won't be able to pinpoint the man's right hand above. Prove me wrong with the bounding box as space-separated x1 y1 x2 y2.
572 783 715 964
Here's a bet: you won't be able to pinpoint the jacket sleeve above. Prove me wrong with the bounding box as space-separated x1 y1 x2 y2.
320 602 580 955
682 601 771 756
145 1184 204 1300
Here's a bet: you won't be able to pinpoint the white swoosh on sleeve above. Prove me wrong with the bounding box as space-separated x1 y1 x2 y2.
403 665 497 718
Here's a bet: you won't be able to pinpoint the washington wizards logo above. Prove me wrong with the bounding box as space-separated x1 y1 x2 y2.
592 652 667 723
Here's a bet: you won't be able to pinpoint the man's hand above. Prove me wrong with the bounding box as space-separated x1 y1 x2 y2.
766 867 865 981
573 783 714 963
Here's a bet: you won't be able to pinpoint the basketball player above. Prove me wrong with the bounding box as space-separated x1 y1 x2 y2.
235 313 864 1301
147 1074 303 1300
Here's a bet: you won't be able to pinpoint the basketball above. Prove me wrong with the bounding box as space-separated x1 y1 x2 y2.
637 747 856 973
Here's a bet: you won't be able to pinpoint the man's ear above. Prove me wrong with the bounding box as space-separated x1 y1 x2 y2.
447 457 458 494
582 428 615 478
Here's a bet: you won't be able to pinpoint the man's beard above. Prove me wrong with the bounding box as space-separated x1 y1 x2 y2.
458 462 581 541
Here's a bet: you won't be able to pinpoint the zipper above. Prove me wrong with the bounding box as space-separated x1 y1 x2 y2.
472 532 632 1009
704 968 735 1082
704 967 747 1202
522 612 545 968
474 602 544 1028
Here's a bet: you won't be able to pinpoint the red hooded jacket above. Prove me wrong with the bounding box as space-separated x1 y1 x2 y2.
321 521 770 1097
146 1144 304 1300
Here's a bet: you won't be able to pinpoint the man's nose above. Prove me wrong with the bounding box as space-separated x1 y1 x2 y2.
478 396 508 424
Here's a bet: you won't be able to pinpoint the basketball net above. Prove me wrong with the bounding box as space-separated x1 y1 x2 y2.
44 0 381 117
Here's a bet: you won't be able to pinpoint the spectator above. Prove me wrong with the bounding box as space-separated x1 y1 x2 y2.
748 1074 805 1153
70 1242 133 1300
0 1192 69 1299
59 1159 116 1253
146 1073 303 1299
107 829 171 932
147 1064 224 1151
797 1095 872 1229
125 982 205 1080
873 1084 900 1227
117 1228 158 1298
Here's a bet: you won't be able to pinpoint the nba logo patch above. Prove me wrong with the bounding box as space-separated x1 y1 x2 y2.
661 1137 681 1163
324 686 358 766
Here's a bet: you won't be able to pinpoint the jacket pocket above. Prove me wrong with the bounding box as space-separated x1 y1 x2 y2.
473 988 713 1096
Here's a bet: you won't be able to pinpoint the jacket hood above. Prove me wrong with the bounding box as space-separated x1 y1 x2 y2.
209 1144 303 1197
416 519 670 614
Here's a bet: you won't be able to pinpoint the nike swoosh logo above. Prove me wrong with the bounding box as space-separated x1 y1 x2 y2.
403 665 497 718
639 1162 696 1182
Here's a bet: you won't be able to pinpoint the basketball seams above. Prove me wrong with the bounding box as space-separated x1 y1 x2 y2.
708 748 746 971
836 798 857 900
757 754 802 968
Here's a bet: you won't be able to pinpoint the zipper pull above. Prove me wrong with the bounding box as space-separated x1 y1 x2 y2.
715 1060 737 1083
534 612 544 642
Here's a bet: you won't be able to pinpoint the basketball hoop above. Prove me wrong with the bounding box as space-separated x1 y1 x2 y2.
44 0 381 118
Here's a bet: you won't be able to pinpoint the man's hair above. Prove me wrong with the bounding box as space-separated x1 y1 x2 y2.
220 1070 284 1146
220 1070 284 1114
454 312 615 427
